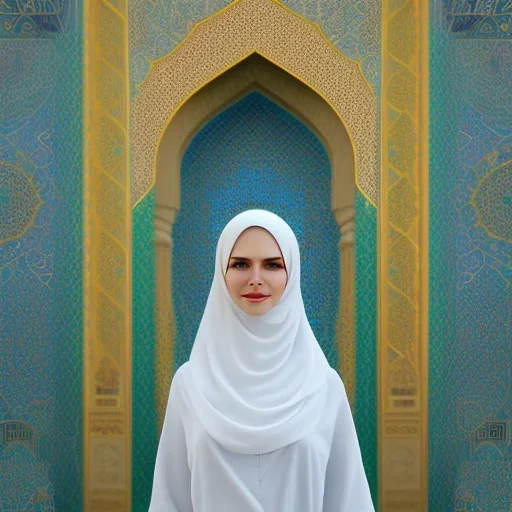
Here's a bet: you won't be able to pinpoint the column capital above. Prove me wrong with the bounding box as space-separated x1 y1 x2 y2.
333 205 355 248
155 204 178 246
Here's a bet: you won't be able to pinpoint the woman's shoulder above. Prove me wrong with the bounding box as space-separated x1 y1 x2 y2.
326 366 344 389
168 362 191 399
325 367 350 406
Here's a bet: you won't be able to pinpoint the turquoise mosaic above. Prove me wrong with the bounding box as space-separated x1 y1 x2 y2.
355 191 378 505
429 2 512 510
173 91 339 370
0 1 83 509
132 190 158 512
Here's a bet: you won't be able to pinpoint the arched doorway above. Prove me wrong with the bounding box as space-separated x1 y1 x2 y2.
173 90 339 370
130 1 378 505
153 54 357 425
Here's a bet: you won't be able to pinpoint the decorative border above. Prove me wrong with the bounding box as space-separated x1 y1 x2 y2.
83 0 132 510
131 0 378 207
379 0 428 510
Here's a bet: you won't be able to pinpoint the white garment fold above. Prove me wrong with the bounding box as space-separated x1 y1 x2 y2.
149 365 375 511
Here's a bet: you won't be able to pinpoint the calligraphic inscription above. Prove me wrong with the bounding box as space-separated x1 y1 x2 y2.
385 419 420 437
389 386 418 410
473 420 509 454
476 420 507 441
0 0 72 37
0 420 37 455
387 358 420 413
90 413 125 437
94 356 121 408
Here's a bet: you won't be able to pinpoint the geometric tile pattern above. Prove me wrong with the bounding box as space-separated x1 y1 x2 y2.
0 1 83 510
429 2 512 510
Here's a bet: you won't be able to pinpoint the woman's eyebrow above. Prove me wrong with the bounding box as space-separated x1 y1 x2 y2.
229 256 283 262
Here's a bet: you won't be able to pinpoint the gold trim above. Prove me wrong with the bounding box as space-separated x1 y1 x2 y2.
123 0 133 504
83 2 91 509
379 0 428 510
84 0 132 509
419 0 429 502
378 4 388 504
131 0 378 208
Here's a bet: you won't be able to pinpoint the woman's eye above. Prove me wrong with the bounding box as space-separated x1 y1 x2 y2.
230 261 283 269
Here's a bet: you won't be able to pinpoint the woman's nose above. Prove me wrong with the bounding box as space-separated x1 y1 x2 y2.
248 266 263 286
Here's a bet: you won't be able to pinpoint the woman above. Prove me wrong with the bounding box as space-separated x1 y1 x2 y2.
149 210 374 511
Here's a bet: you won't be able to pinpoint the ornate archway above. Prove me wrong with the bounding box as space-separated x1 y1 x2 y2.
152 53 359 427
131 0 377 207
130 0 377 432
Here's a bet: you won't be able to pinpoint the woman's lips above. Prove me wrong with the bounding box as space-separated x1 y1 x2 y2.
242 293 270 302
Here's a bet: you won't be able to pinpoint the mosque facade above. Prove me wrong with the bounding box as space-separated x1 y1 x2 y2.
0 1 510 511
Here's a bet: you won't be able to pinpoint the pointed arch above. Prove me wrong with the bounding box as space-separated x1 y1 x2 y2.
155 54 354 218
152 53 359 428
131 0 377 207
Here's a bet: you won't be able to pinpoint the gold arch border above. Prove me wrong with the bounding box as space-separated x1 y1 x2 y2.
131 0 378 207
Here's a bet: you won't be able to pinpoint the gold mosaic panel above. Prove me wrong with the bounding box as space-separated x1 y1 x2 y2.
380 0 428 510
84 0 132 510
131 0 377 207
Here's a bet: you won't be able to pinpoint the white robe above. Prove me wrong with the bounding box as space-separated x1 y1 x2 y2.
149 364 375 512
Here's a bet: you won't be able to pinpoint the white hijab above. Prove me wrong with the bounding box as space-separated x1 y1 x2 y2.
180 209 331 455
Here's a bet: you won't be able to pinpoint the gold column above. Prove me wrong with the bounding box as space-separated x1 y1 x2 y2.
334 206 356 409
155 204 178 432
379 1 428 510
84 0 131 510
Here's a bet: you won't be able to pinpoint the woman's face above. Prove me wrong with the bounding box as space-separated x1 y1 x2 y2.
224 227 288 316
